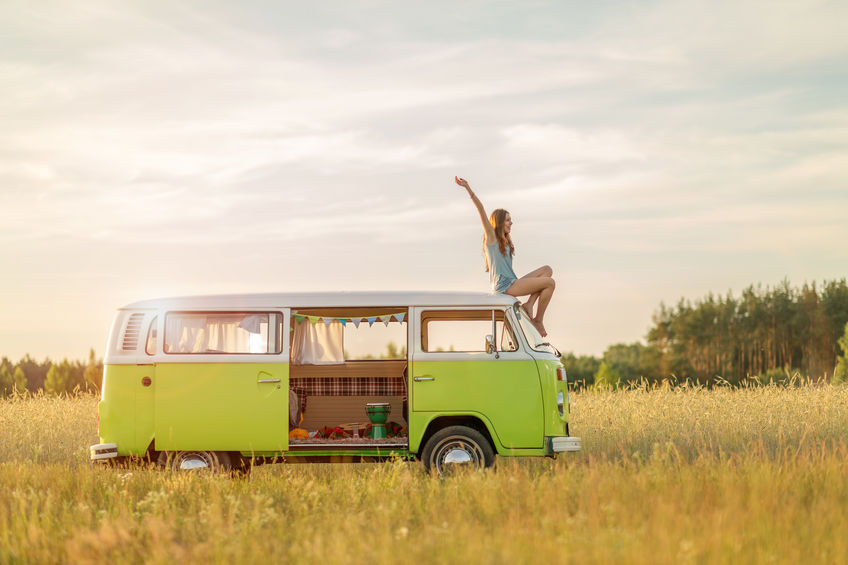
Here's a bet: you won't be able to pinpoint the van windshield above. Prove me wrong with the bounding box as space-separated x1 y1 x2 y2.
514 307 558 355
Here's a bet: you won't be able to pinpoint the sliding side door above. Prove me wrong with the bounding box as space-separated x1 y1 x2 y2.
153 310 289 453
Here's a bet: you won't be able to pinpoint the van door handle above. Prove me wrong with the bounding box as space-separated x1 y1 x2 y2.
258 378 281 383
414 376 435 382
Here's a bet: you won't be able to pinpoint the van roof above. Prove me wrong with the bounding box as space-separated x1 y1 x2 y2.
121 291 519 310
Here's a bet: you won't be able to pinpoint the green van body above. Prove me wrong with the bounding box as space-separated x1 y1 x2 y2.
95 292 577 464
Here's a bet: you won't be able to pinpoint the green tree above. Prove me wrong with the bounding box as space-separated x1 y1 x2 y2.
0 364 14 396
83 348 102 391
381 341 407 359
12 367 26 393
645 278 848 383
17 355 51 391
603 343 643 383
832 322 848 384
594 361 620 387
561 352 600 386
44 359 77 395
0 359 25 395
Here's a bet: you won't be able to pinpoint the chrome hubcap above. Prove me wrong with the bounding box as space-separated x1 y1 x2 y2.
433 438 482 476
175 451 216 471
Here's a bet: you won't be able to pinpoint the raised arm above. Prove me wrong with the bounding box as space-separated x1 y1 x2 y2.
455 176 496 245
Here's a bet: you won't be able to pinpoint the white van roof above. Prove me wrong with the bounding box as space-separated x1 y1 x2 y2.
122 291 519 310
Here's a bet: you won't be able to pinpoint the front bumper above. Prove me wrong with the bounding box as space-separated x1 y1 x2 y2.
545 436 581 456
90 443 118 462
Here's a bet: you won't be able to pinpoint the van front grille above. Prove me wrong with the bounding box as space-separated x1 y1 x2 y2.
121 313 144 351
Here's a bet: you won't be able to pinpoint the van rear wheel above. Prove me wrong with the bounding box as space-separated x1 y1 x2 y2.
158 450 231 474
421 425 495 476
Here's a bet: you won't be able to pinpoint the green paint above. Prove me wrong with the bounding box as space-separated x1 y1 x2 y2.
98 364 155 456
100 356 565 460
410 359 544 449
535 359 570 437
154 362 289 452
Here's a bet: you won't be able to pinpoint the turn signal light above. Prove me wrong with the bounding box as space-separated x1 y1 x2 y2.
556 367 566 381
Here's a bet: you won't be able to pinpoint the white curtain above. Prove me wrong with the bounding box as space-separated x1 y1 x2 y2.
165 313 264 354
292 320 344 365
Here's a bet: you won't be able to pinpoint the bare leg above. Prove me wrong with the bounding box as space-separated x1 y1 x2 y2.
532 283 555 337
520 265 553 279
517 266 552 320
523 292 541 318
505 276 556 337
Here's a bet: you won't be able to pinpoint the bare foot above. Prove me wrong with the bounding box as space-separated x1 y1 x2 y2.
531 317 547 337
521 301 535 318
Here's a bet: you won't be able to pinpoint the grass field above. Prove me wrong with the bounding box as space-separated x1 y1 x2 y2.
2 383 848 564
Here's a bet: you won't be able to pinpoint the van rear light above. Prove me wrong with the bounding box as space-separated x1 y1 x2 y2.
556 367 566 381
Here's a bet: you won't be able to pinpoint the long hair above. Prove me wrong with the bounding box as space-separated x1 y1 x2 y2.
483 208 514 272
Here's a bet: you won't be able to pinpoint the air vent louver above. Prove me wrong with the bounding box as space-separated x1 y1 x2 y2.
121 313 144 351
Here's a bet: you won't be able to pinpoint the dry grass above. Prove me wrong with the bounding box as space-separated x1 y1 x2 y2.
2 384 848 564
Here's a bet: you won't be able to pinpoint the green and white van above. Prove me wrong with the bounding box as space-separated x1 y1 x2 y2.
91 291 580 475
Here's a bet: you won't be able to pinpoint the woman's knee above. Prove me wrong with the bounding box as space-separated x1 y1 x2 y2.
542 265 553 277
543 277 556 290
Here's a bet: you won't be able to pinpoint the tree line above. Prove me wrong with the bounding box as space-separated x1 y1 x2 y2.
0 349 102 396
563 279 848 386
5 279 848 395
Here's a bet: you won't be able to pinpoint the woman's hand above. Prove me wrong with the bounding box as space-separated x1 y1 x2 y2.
454 176 470 190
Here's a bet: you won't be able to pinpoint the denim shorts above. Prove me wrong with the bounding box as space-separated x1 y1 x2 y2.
494 275 517 294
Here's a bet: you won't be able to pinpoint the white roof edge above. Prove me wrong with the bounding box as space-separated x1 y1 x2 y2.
120 291 519 310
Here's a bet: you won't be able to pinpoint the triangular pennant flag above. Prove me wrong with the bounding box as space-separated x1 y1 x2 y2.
381 316 391 327
309 316 319 326
323 317 333 327
338 318 347 326
351 318 361 328
294 314 306 325
366 317 377 327
393 313 406 323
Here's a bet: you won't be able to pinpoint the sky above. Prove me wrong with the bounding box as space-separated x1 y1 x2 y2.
1 0 847 361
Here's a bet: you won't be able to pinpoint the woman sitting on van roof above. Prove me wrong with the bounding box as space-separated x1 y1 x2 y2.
455 176 556 337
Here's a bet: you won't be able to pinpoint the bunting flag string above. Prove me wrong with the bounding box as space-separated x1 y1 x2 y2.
293 312 407 328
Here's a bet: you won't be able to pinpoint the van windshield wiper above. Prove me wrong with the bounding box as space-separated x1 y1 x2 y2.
535 342 560 356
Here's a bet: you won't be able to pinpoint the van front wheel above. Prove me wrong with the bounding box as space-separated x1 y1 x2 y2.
158 450 231 474
421 426 495 476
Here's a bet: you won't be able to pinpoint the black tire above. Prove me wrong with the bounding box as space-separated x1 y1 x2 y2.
420 425 495 476
157 450 232 474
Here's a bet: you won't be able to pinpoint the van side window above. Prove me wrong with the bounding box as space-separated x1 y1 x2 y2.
145 316 158 355
422 310 518 353
164 312 283 354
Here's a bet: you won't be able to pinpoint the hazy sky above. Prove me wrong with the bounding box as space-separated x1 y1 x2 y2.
2 0 847 361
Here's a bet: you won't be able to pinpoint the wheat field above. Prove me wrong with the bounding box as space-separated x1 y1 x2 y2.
2 384 848 564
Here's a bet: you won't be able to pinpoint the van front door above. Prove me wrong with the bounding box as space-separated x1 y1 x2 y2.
153 310 289 453
410 307 544 449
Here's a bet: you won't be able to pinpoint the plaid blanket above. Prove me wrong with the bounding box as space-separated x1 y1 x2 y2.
290 376 407 414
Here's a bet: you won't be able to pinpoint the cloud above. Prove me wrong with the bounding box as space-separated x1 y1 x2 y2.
1 0 847 360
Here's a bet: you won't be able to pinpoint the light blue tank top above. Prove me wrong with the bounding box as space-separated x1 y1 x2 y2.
486 242 517 293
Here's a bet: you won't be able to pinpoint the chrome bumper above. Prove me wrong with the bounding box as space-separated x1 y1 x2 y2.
545 436 581 455
90 443 118 462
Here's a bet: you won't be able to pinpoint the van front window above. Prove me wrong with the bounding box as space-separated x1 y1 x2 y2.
515 308 557 355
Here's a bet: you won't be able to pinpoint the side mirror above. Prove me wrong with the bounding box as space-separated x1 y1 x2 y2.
485 334 496 354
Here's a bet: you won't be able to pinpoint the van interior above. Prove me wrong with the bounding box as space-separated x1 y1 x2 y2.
287 307 409 450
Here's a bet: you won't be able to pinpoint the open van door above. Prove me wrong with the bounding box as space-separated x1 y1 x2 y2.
152 310 290 453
